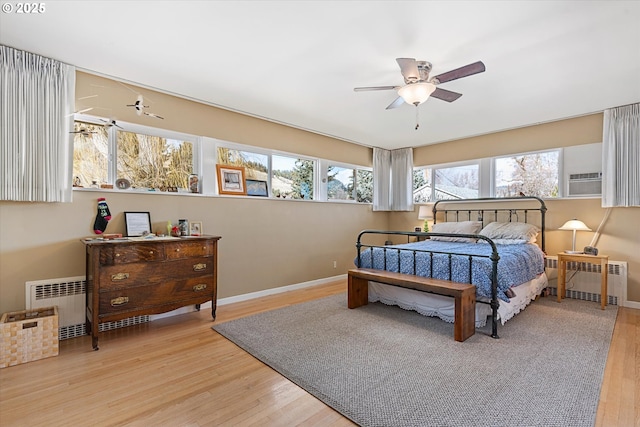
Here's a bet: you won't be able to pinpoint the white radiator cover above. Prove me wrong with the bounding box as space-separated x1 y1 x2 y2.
26 276 149 340
544 256 628 306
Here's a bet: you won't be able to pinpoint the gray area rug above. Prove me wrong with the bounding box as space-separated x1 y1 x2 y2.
213 294 617 427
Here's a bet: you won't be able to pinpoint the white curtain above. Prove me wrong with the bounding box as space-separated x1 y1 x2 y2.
0 45 75 202
373 148 391 211
372 147 414 211
390 148 414 211
602 103 640 207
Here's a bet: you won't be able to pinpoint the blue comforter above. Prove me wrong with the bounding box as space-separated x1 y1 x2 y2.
355 240 545 302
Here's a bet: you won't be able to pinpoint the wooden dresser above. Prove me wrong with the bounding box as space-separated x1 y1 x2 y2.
83 235 221 350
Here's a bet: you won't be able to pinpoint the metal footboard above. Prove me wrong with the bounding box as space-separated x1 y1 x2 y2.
355 230 501 339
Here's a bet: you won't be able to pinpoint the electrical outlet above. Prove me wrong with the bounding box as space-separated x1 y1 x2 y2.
333 261 337 268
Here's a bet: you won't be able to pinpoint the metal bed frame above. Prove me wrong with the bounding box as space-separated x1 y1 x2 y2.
355 197 547 339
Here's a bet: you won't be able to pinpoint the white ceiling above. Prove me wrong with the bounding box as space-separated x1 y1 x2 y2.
1 1 639 150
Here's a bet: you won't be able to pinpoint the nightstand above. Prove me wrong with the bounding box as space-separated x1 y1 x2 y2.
557 252 609 310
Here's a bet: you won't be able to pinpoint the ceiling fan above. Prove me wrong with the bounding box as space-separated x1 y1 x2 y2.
70 128 97 137
354 58 485 127
126 95 164 120
100 118 123 129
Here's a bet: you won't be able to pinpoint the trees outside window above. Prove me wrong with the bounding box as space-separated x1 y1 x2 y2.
72 122 108 187
494 151 559 198
117 130 193 189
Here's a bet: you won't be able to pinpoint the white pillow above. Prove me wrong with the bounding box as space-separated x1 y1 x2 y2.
478 238 529 245
430 221 483 242
479 222 539 242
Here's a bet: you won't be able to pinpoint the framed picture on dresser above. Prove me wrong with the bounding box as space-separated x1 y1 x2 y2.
124 211 152 236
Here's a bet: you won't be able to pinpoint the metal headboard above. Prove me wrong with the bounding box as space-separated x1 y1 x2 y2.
432 196 547 252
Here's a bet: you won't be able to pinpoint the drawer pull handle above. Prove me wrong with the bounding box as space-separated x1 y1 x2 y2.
111 272 130 281
115 253 121 257
111 296 129 306
193 263 207 271
149 251 154 255
175 248 180 252
193 284 207 292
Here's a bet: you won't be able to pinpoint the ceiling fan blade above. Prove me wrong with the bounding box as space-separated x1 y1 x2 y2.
144 112 164 120
354 86 397 92
432 61 485 84
396 58 420 81
431 87 463 103
385 96 405 110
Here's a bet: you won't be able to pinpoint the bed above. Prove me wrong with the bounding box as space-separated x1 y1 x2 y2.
354 197 548 338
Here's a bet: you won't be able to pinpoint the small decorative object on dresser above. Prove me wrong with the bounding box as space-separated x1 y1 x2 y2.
124 212 152 237
82 235 221 349
190 221 203 236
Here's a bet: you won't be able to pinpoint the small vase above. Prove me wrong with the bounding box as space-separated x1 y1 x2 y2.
189 174 199 193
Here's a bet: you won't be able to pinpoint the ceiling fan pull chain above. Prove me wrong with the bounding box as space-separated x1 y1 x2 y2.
415 106 420 130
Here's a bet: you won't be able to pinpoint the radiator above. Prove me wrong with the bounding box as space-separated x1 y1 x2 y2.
544 256 628 306
26 276 149 340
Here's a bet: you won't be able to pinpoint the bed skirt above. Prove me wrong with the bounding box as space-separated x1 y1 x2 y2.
368 273 548 327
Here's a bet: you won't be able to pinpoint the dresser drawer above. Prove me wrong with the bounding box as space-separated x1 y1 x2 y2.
100 244 165 265
165 240 213 259
98 257 214 290
98 277 213 315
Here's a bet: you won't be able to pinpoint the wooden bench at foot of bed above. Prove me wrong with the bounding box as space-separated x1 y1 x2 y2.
347 268 476 342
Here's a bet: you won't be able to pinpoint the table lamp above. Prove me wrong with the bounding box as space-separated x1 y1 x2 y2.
418 205 433 232
559 219 591 254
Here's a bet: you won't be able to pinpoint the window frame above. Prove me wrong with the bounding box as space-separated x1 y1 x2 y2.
321 160 373 203
74 113 201 190
491 148 563 198
73 114 372 203
414 148 565 201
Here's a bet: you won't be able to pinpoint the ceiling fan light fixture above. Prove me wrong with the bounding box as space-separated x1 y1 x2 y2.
398 82 436 106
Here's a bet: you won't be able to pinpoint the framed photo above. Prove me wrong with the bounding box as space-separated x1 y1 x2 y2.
246 179 268 197
189 221 203 236
216 165 247 195
124 212 152 237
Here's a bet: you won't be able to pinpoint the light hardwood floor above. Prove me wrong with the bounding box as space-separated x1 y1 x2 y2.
0 280 637 427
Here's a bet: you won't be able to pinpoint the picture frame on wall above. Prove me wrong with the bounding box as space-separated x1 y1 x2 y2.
246 179 268 197
189 221 203 236
124 212 152 237
216 165 247 195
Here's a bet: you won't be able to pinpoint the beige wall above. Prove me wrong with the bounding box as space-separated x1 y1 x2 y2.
0 72 382 314
397 116 640 304
2 72 638 314
0 192 389 313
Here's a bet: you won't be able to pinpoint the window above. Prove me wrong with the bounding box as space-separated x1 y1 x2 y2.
217 147 268 181
414 149 562 201
117 130 194 190
72 116 198 191
72 121 109 187
494 150 559 198
435 164 479 199
413 168 432 203
73 115 371 202
327 165 373 203
272 155 314 200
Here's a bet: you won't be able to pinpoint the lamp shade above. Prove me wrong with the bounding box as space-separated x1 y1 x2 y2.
398 82 436 106
559 219 591 253
418 205 433 220
559 219 591 231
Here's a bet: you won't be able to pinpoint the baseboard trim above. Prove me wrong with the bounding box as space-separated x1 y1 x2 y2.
218 274 347 306
624 300 640 310
150 274 347 320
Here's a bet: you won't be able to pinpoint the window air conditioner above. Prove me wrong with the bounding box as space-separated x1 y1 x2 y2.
568 172 602 196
